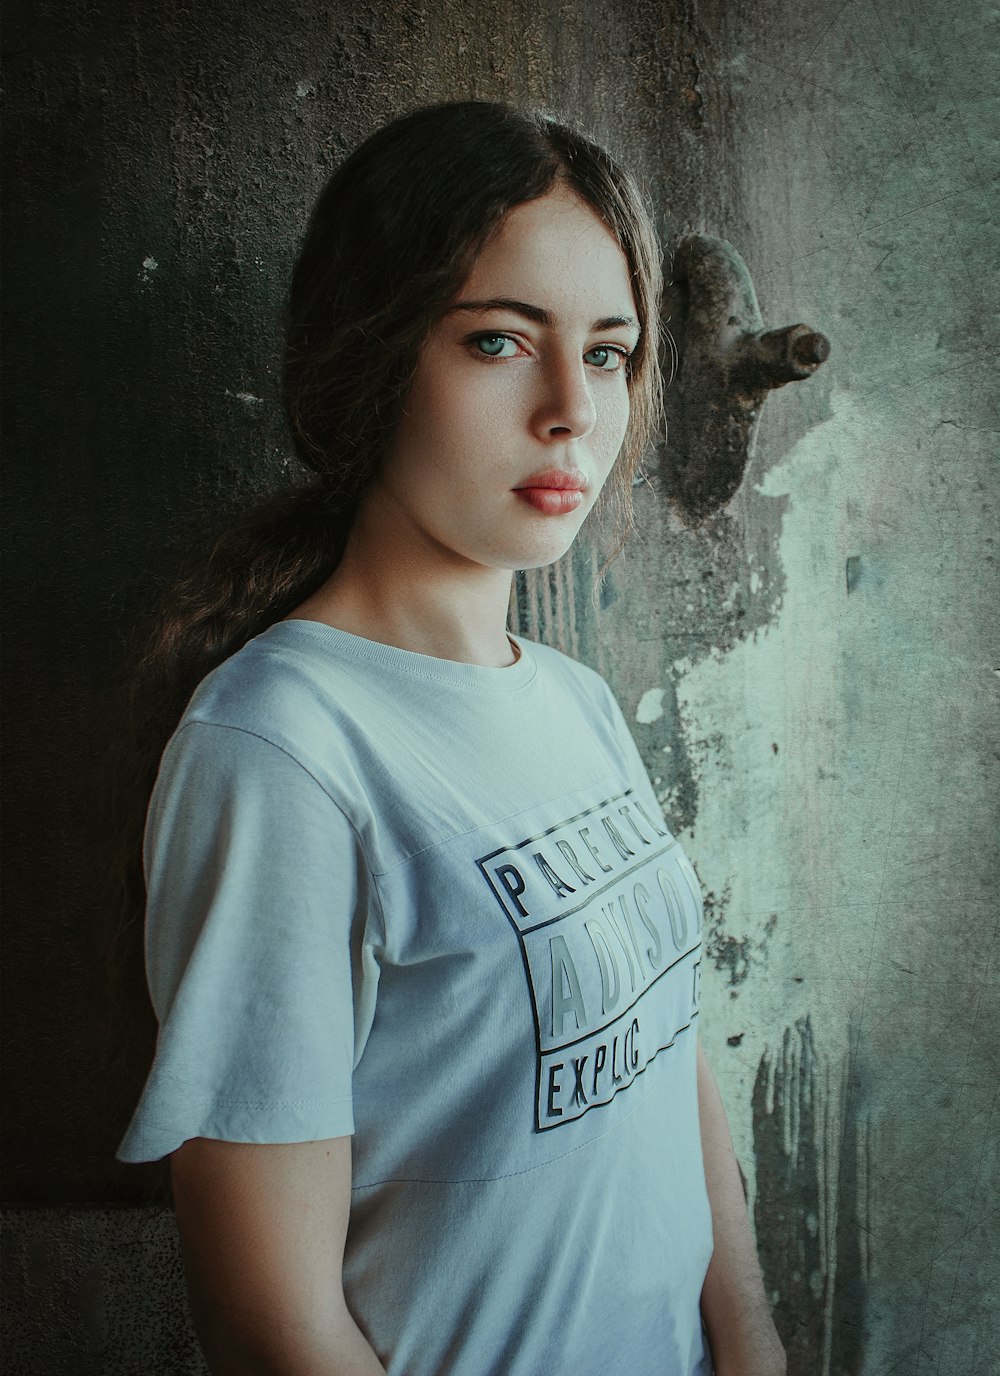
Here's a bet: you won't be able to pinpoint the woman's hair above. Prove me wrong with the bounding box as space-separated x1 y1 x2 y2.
104 102 663 1117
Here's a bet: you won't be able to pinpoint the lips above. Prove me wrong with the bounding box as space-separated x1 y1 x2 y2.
514 468 587 493
513 469 587 516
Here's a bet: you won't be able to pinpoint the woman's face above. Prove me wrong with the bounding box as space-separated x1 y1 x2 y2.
363 183 641 574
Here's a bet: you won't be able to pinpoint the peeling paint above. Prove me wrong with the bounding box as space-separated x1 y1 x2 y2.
635 687 665 723
702 884 777 994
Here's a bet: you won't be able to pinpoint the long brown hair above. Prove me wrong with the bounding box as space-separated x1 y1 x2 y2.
105 101 664 1130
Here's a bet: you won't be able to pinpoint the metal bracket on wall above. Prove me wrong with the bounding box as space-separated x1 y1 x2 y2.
659 234 830 523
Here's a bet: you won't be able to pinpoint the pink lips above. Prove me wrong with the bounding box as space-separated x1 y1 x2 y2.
514 468 587 516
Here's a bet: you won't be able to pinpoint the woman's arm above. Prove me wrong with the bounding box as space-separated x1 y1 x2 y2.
170 1135 387 1376
697 1040 787 1376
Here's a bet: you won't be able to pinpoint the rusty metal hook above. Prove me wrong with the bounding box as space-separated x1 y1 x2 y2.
659 234 830 523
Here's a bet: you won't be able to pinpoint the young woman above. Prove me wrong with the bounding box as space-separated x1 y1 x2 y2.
116 101 784 1376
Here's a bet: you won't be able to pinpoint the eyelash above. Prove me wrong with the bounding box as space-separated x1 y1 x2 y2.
467 333 632 373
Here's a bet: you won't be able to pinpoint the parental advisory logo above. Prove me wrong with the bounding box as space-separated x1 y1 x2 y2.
476 789 703 1131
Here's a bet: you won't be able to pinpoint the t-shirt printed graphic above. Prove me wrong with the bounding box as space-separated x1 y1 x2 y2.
477 789 703 1130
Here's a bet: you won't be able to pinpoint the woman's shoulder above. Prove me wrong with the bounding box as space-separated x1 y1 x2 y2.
175 621 357 757
149 622 378 829
525 636 617 705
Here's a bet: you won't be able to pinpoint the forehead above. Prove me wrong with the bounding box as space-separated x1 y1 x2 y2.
460 187 636 315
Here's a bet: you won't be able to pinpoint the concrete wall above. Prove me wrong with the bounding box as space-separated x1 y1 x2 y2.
3 0 996 1371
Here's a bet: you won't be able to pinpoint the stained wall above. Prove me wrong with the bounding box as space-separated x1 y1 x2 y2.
3 1 996 1371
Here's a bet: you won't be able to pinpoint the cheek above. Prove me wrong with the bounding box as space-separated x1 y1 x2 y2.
596 384 632 452
407 368 491 455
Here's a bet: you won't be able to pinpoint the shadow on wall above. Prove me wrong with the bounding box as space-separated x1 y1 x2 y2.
2 1207 206 1375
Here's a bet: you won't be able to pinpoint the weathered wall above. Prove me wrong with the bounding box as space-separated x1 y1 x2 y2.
3 0 996 1371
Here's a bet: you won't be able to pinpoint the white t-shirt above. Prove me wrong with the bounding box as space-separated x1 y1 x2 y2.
117 619 715 1375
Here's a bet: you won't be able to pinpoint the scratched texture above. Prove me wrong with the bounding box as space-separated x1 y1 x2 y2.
2 0 997 1372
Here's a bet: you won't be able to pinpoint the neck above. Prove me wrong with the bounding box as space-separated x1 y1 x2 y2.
288 499 519 669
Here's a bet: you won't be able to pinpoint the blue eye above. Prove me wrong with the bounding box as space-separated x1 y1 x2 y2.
584 346 628 371
474 334 518 358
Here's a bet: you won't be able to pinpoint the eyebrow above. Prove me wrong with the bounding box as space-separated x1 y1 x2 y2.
446 297 641 333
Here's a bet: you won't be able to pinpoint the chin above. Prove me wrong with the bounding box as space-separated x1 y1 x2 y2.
506 537 582 571
470 514 592 572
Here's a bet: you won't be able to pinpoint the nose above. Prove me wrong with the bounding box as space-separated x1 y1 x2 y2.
530 352 598 443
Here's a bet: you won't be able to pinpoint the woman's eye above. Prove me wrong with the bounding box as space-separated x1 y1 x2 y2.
584 345 628 371
473 334 519 359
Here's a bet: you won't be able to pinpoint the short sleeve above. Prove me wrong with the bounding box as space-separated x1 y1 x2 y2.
116 719 370 1162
